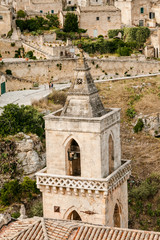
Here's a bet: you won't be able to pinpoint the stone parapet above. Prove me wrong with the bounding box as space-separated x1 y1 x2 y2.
36 159 131 198
44 108 121 133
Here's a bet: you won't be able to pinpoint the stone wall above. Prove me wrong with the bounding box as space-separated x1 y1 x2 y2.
6 75 33 91
0 40 22 58
0 72 33 92
1 57 160 83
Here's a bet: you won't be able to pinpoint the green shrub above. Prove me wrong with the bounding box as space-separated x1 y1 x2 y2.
0 177 40 206
7 29 13 38
33 82 39 87
75 38 125 55
126 107 136 118
48 90 67 105
11 42 15 47
0 180 21 205
17 10 26 18
21 177 40 199
129 180 158 200
29 201 43 217
5 69 12 75
98 35 104 39
133 118 144 133
0 104 44 137
124 27 150 46
108 29 124 39
11 212 20 218
117 46 132 56
25 51 36 60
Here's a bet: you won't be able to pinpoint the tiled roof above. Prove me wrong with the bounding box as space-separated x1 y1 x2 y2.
1 218 160 240
73 225 160 240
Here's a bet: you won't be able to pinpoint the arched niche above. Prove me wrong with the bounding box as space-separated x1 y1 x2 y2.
113 203 121 228
67 210 82 221
66 139 81 176
108 134 114 174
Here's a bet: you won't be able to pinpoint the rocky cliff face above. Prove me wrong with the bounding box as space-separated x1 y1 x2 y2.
0 132 46 187
15 133 45 175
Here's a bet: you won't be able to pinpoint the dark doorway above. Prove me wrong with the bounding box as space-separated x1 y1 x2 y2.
1 82 6 95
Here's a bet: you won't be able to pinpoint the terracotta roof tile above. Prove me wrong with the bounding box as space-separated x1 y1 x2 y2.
1 218 160 240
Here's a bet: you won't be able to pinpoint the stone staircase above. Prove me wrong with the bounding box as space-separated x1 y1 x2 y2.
22 41 54 59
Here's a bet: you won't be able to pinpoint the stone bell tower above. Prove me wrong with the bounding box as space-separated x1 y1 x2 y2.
36 50 131 227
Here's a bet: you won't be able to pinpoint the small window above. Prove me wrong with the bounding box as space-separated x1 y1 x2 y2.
107 17 110 22
40 10 43 13
0 16 3 20
54 206 60 212
96 0 98 2
140 7 144 14
96 17 99 21
68 0 71 4
139 20 144 26
51 10 54 13
149 12 155 19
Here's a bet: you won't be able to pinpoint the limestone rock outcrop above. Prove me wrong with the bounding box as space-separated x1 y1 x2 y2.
0 213 11 228
0 132 46 188
15 132 46 175
136 113 160 136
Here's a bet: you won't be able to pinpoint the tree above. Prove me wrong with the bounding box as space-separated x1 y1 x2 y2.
46 14 59 28
17 10 26 19
63 13 78 32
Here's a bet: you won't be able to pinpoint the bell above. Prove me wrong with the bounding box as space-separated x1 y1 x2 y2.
73 153 78 160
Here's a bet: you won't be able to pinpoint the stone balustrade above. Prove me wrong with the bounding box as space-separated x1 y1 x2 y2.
36 160 131 198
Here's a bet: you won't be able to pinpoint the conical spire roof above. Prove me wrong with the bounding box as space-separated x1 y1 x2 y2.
61 50 106 118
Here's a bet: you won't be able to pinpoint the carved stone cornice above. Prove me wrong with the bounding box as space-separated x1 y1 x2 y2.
36 160 131 199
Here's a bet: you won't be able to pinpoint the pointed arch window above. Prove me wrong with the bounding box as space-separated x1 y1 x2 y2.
113 203 121 227
109 134 114 174
67 139 81 176
67 210 82 221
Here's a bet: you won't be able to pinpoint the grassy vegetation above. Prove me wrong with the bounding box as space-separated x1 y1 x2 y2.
129 174 160 231
32 90 67 112
96 76 160 230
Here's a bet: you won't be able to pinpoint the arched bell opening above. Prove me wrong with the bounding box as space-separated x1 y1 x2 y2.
109 134 114 174
67 139 81 176
113 203 121 228
67 210 82 221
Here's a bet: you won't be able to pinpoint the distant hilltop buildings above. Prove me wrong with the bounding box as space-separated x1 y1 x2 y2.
1 0 160 56
1 0 160 28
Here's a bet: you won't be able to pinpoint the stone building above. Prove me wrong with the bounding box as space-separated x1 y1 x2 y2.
36 50 131 227
14 0 65 14
59 4 121 37
114 0 160 27
0 5 11 36
77 5 121 37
